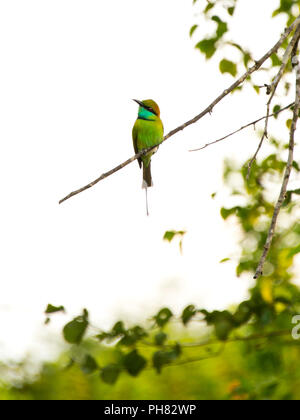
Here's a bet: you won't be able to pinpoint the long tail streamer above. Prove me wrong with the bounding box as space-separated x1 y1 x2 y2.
145 187 149 216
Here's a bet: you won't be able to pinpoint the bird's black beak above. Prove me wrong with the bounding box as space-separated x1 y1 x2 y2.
133 99 144 108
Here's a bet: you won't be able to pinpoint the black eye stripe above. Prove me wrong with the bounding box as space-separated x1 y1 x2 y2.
145 106 157 115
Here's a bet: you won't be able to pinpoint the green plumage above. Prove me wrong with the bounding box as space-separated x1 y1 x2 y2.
132 99 164 188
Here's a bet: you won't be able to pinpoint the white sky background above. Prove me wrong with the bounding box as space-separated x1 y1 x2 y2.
0 0 298 361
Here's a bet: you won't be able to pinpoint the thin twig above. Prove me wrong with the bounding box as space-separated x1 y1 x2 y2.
58 17 300 205
247 25 300 178
187 328 291 347
246 132 267 179
158 329 295 368
151 330 292 371
254 36 300 279
165 344 226 369
144 329 292 370
189 103 294 152
140 329 291 350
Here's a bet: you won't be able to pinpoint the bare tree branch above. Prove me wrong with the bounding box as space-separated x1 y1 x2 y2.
59 17 300 205
247 25 300 178
141 329 292 370
140 328 291 350
254 35 300 280
189 102 294 152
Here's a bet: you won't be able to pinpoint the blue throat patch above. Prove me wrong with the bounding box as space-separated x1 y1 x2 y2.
138 107 156 121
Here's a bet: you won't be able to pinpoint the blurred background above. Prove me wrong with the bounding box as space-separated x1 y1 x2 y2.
0 0 299 399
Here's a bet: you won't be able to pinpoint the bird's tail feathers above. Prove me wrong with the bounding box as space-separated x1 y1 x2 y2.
142 163 153 189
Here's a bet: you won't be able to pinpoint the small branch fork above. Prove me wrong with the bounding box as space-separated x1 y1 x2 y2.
58 16 300 205
254 30 300 279
189 102 294 152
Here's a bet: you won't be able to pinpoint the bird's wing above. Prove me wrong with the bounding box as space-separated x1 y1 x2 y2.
132 121 142 168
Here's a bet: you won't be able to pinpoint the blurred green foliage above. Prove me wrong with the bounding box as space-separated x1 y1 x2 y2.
1 320 300 400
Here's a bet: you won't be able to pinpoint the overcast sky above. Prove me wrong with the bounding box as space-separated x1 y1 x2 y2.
0 0 298 361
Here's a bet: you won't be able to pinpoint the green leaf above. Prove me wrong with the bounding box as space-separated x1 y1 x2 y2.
228 42 244 53
215 319 234 341
153 351 170 374
163 230 186 242
283 191 292 207
163 231 176 242
292 161 300 171
227 6 235 16
252 85 260 94
201 310 235 341
81 355 98 374
63 319 88 344
243 52 251 67
154 332 168 346
233 301 253 325
130 326 148 340
112 321 126 336
273 104 281 119
219 258 230 263
204 2 215 13
96 332 110 342
284 82 291 95
211 16 228 39
154 308 173 327
261 154 285 172
63 310 89 344
283 188 300 207
181 305 197 325
152 344 181 373
45 304 65 314
272 1 295 18
220 207 237 220
189 25 198 37
119 326 148 346
219 59 237 77
100 364 121 385
164 230 186 254
270 53 281 67
196 38 217 59
97 323 147 346
123 350 147 377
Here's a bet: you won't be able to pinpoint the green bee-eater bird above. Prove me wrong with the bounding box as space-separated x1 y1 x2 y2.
132 99 164 214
